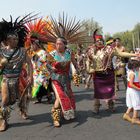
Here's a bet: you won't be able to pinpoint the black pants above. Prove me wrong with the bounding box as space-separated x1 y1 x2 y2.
36 79 53 102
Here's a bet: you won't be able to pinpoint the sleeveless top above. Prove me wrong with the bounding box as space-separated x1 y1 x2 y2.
127 70 139 82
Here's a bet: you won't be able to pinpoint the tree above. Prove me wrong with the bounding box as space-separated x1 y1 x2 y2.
82 18 102 37
113 31 133 51
80 18 102 49
132 23 140 49
112 23 140 51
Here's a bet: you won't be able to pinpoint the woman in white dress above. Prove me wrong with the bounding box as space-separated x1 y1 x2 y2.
123 59 140 125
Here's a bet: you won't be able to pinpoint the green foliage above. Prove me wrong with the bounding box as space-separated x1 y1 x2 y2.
70 19 140 53
82 18 102 36
78 18 102 50
113 23 140 51
133 23 140 33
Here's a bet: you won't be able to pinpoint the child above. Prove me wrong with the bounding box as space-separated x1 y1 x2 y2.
123 59 140 125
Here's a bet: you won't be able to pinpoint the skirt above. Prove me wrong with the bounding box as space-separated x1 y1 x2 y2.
94 70 115 99
126 87 140 110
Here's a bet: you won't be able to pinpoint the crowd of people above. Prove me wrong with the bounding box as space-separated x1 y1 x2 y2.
0 13 140 132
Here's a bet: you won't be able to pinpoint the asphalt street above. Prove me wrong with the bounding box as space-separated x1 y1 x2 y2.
0 79 140 140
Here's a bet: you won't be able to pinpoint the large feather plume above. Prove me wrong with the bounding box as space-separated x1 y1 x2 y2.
44 12 87 44
25 17 55 52
0 13 37 47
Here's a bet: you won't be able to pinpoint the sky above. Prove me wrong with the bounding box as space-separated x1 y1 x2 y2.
0 0 140 35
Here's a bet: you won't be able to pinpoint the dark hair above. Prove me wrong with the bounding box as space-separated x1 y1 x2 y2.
114 38 121 42
127 59 140 70
56 37 67 45
0 13 36 47
7 32 18 38
31 36 41 44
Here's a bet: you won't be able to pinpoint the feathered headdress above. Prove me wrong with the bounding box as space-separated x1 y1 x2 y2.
44 12 87 44
0 13 37 47
93 29 103 43
25 18 48 46
25 17 55 52
106 37 114 45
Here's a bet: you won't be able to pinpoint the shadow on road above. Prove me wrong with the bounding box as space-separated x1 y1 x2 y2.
62 97 126 128
74 88 94 94
9 96 126 129
66 85 126 127
75 93 93 102
10 112 53 128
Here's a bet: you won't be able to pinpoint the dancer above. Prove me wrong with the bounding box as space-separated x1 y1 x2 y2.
25 18 54 104
113 38 127 91
45 13 86 127
87 29 140 114
0 14 33 131
85 44 95 89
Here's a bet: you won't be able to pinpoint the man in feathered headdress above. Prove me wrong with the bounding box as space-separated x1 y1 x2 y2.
25 18 54 104
0 14 34 131
87 29 140 115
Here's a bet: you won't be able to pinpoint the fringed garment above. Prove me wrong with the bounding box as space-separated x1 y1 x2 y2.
0 47 26 105
50 49 75 120
31 49 51 98
18 66 31 113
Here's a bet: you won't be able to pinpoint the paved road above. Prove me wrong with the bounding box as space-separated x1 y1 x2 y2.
0 79 140 140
